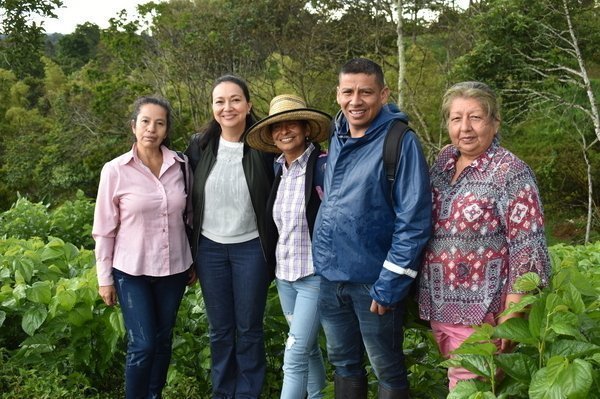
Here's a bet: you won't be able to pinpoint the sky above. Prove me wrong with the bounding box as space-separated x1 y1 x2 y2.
36 0 165 34
37 0 471 35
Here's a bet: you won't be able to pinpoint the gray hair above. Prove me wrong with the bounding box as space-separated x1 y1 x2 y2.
441 81 501 124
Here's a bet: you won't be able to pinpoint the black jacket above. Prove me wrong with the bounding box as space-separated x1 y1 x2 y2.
185 133 276 271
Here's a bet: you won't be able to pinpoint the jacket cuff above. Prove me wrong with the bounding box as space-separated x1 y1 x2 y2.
383 260 418 278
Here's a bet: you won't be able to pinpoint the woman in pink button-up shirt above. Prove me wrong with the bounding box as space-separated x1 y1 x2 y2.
92 96 195 399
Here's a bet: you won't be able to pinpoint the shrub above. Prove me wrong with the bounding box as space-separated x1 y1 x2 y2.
446 242 600 399
0 190 94 249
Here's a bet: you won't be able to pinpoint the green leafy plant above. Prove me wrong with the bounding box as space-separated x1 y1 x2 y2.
2 197 599 398
0 237 125 395
0 191 94 249
446 242 600 399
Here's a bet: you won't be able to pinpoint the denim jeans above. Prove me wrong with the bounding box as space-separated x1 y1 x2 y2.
113 268 188 399
196 236 270 399
276 275 326 399
318 278 408 390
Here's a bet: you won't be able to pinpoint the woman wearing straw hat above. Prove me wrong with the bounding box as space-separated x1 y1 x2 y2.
246 94 331 399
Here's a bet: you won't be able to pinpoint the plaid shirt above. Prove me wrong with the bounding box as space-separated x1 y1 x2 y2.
273 144 315 281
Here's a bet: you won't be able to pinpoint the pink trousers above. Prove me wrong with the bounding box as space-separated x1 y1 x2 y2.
430 314 500 390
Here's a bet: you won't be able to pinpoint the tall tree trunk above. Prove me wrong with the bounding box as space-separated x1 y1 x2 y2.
396 0 405 110
563 0 600 144
562 0 599 239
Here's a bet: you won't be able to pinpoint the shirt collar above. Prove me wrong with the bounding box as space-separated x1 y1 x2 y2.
275 142 315 170
442 139 499 174
117 144 177 166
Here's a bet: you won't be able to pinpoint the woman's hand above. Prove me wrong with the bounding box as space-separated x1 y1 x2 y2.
99 285 117 306
187 267 198 286
498 293 525 352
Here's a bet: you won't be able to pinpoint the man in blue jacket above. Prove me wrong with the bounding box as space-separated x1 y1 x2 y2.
312 58 432 398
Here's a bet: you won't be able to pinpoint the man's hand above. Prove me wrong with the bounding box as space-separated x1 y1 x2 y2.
99 285 117 306
370 299 392 315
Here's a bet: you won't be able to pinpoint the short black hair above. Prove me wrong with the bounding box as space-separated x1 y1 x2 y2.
339 58 385 88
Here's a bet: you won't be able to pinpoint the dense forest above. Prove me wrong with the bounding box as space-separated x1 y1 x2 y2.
0 0 599 243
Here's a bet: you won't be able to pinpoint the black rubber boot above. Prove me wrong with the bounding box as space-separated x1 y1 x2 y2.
378 384 410 399
334 373 368 399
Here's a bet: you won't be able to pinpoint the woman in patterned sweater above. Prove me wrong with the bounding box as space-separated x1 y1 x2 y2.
418 81 551 389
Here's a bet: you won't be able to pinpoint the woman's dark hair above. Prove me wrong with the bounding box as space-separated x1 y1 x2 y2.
131 95 173 148
198 75 258 148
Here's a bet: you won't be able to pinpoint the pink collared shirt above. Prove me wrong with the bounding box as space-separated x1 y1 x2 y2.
92 144 193 286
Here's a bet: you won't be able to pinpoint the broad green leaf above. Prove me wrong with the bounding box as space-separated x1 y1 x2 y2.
528 295 547 340
463 323 495 343
496 353 537 384
497 295 538 318
109 308 125 337
513 272 541 292
55 289 77 311
448 380 493 399
14 257 34 283
25 281 53 304
562 283 585 314
22 304 48 336
453 342 498 357
529 356 593 399
567 268 597 297
40 245 65 262
549 312 585 340
0 267 10 279
63 242 79 261
547 339 600 361
493 317 537 345
555 359 592 398
0 310 5 327
12 283 26 300
67 303 93 326
457 354 494 378
47 264 63 275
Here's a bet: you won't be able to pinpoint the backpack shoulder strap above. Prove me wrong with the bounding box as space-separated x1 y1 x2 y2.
383 119 411 183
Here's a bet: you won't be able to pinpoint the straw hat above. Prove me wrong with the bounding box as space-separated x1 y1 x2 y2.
246 94 331 153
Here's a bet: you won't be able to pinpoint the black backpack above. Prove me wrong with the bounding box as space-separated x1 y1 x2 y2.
382 119 411 184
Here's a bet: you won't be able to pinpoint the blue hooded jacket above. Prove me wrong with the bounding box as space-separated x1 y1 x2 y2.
312 104 432 307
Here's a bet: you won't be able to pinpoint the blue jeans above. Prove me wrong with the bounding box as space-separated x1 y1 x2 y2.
196 236 270 399
318 278 408 390
276 275 326 399
113 268 188 399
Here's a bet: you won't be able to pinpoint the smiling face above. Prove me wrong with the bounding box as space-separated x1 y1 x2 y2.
448 97 500 161
131 103 168 150
212 81 252 135
336 72 389 138
270 120 309 162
